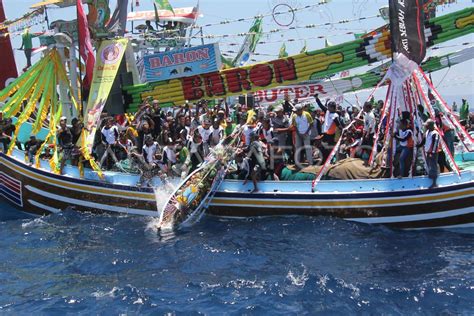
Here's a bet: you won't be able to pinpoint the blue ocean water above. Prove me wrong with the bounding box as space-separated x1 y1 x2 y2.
0 209 473 315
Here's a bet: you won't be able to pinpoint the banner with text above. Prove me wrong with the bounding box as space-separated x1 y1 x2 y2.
254 78 363 105
389 0 426 64
84 38 128 152
143 43 222 82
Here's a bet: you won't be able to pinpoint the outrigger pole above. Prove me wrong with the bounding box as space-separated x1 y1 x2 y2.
75 0 84 118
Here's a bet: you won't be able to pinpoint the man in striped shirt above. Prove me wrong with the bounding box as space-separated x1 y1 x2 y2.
419 119 440 189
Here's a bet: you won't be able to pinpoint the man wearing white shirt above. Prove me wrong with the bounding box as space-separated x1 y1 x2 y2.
100 118 120 169
291 104 314 165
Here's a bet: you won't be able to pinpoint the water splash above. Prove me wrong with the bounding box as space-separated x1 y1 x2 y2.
287 264 309 287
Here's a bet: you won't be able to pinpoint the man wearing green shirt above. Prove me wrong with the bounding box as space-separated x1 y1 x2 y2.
20 28 38 68
460 99 470 121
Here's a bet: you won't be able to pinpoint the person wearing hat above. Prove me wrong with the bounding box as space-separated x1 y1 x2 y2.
271 104 291 158
291 103 314 165
418 119 440 188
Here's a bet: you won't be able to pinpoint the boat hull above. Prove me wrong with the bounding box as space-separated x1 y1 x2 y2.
1 152 473 229
1 152 158 217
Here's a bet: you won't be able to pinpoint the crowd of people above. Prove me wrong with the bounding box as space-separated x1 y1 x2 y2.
0 95 472 189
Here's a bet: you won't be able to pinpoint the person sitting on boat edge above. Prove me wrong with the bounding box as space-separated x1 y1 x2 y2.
24 135 41 166
230 150 250 181
57 116 74 175
417 119 440 189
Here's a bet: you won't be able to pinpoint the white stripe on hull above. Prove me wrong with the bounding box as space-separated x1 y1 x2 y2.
344 207 473 224
25 185 159 217
210 187 473 209
407 222 474 230
3 158 154 201
28 199 61 214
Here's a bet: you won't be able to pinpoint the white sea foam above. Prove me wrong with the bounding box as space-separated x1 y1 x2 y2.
91 287 120 298
21 217 49 229
287 265 309 287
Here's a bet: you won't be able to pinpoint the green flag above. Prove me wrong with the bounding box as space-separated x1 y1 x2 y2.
232 17 263 66
300 40 307 53
154 0 174 13
279 43 288 58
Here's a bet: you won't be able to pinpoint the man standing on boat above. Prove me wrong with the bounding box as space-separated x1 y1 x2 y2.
361 101 376 161
291 104 313 166
419 119 440 189
271 105 291 162
314 94 342 160
19 28 39 70
100 118 120 170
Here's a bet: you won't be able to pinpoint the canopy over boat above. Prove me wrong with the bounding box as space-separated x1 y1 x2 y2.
127 7 199 24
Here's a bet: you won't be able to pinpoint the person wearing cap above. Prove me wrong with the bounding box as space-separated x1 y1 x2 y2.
291 103 314 165
418 119 440 188
57 117 74 174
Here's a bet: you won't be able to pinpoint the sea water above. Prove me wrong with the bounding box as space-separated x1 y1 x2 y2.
0 209 473 314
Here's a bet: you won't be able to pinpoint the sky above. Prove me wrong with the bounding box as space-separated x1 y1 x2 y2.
3 0 474 107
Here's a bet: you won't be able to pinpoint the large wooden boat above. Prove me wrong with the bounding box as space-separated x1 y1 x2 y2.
2 148 473 230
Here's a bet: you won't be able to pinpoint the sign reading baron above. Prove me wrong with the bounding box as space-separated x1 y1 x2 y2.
143 43 222 82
